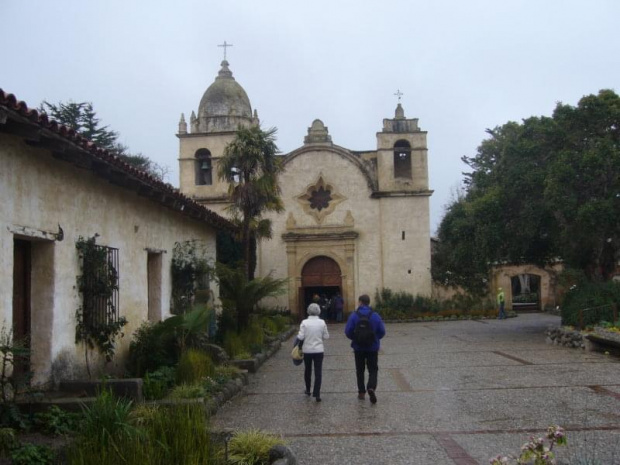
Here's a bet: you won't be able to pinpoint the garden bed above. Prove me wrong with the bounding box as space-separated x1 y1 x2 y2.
229 327 295 373
383 312 517 324
547 325 620 354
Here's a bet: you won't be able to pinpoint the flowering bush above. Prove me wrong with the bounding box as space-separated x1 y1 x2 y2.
490 425 567 465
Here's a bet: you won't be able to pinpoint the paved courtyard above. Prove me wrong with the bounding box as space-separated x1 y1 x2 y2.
213 314 620 464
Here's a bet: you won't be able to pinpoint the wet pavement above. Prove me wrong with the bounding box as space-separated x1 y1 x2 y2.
213 314 620 464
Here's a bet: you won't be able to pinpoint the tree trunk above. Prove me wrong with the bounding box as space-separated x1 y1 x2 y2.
239 212 252 330
249 234 257 281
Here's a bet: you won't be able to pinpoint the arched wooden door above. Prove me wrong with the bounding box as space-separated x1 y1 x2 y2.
299 256 342 318
302 256 342 287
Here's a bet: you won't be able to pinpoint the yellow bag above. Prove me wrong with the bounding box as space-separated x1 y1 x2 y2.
291 345 303 361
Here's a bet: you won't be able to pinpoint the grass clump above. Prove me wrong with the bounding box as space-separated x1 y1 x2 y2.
80 389 135 447
176 349 215 385
169 383 206 399
227 429 286 465
68 400 213 465
223 332 245 359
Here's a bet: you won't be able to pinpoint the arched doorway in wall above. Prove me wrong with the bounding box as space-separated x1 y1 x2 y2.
511 273 541 312
300 256 342 320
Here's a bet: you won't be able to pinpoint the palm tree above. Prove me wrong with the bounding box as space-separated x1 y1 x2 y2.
217 263 288 330
218 125 284 282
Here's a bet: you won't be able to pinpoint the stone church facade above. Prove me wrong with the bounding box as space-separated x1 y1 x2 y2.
178 60 432 316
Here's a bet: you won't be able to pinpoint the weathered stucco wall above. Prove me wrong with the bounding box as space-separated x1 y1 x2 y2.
1 134 219 385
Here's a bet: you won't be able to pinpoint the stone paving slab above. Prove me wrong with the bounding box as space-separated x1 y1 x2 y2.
213 314 620 464
455 430 620 465
246 370 402 394
287 435 452 465
398 363 620 390
214 388 620 435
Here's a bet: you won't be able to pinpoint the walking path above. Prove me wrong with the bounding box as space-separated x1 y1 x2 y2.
213 314 620 464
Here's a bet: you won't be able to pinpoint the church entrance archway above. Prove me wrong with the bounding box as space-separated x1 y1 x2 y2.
300 256 342 319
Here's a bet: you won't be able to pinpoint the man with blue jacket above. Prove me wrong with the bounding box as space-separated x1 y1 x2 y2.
345 294 386 404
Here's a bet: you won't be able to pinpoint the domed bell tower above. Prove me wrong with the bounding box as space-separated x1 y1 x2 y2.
177 60 259 214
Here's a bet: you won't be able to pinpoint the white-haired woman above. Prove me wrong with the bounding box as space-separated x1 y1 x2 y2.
297 303 329 402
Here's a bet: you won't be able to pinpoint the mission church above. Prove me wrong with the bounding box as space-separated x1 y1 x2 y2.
177 58 433 315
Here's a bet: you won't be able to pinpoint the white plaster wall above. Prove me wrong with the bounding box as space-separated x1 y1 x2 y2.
379 196 432 296
1 134 219 385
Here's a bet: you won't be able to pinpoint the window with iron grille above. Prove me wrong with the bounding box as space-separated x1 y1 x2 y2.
76 239 120 332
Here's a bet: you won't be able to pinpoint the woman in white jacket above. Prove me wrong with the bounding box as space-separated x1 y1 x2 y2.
297 303 329 402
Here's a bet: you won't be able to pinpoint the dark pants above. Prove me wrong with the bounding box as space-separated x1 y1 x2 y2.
354 350 378 393
304 352 324 397
498 302 506 319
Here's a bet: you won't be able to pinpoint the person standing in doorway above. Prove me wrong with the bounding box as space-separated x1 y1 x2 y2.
497 287 506 319
344 294 386 404
332 292 344 323
319 294 329 320
297 303 329 402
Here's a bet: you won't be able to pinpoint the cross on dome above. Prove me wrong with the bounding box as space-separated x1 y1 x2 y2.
394 89 404 102
218 41 233 60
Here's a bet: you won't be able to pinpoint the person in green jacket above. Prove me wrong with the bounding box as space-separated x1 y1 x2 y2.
497 287 506 320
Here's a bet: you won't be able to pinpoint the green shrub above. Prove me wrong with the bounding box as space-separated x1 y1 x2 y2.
143 366 176 400
227 429 286 465
374 287 494 319
223 331 245 359
374 288 440 317
561 279 620 327
240 321 264 350
10 444 55 465
260 317 279 337
34 405 81 436
176 349 214 385
127 321 178 377
0 427 18 456
271 314 291 333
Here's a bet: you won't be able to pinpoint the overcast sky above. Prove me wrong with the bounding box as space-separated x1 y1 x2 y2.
2 0 619 233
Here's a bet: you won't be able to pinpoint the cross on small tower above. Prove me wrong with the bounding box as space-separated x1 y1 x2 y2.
394 89 404 102
218 41 233 60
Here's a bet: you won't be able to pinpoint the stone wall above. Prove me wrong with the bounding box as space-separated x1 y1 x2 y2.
546 326 585 349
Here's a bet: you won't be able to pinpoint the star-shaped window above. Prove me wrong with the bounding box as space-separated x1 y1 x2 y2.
309 186 332 211
296 175 345 224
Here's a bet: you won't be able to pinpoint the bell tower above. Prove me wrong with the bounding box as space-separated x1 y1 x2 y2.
373 101 432 297
375 103 429 194
177 59 259 214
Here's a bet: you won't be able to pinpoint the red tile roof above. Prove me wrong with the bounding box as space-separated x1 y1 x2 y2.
0 88 236 233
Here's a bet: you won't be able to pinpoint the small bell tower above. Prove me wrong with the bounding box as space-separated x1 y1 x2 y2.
375 101 429 194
